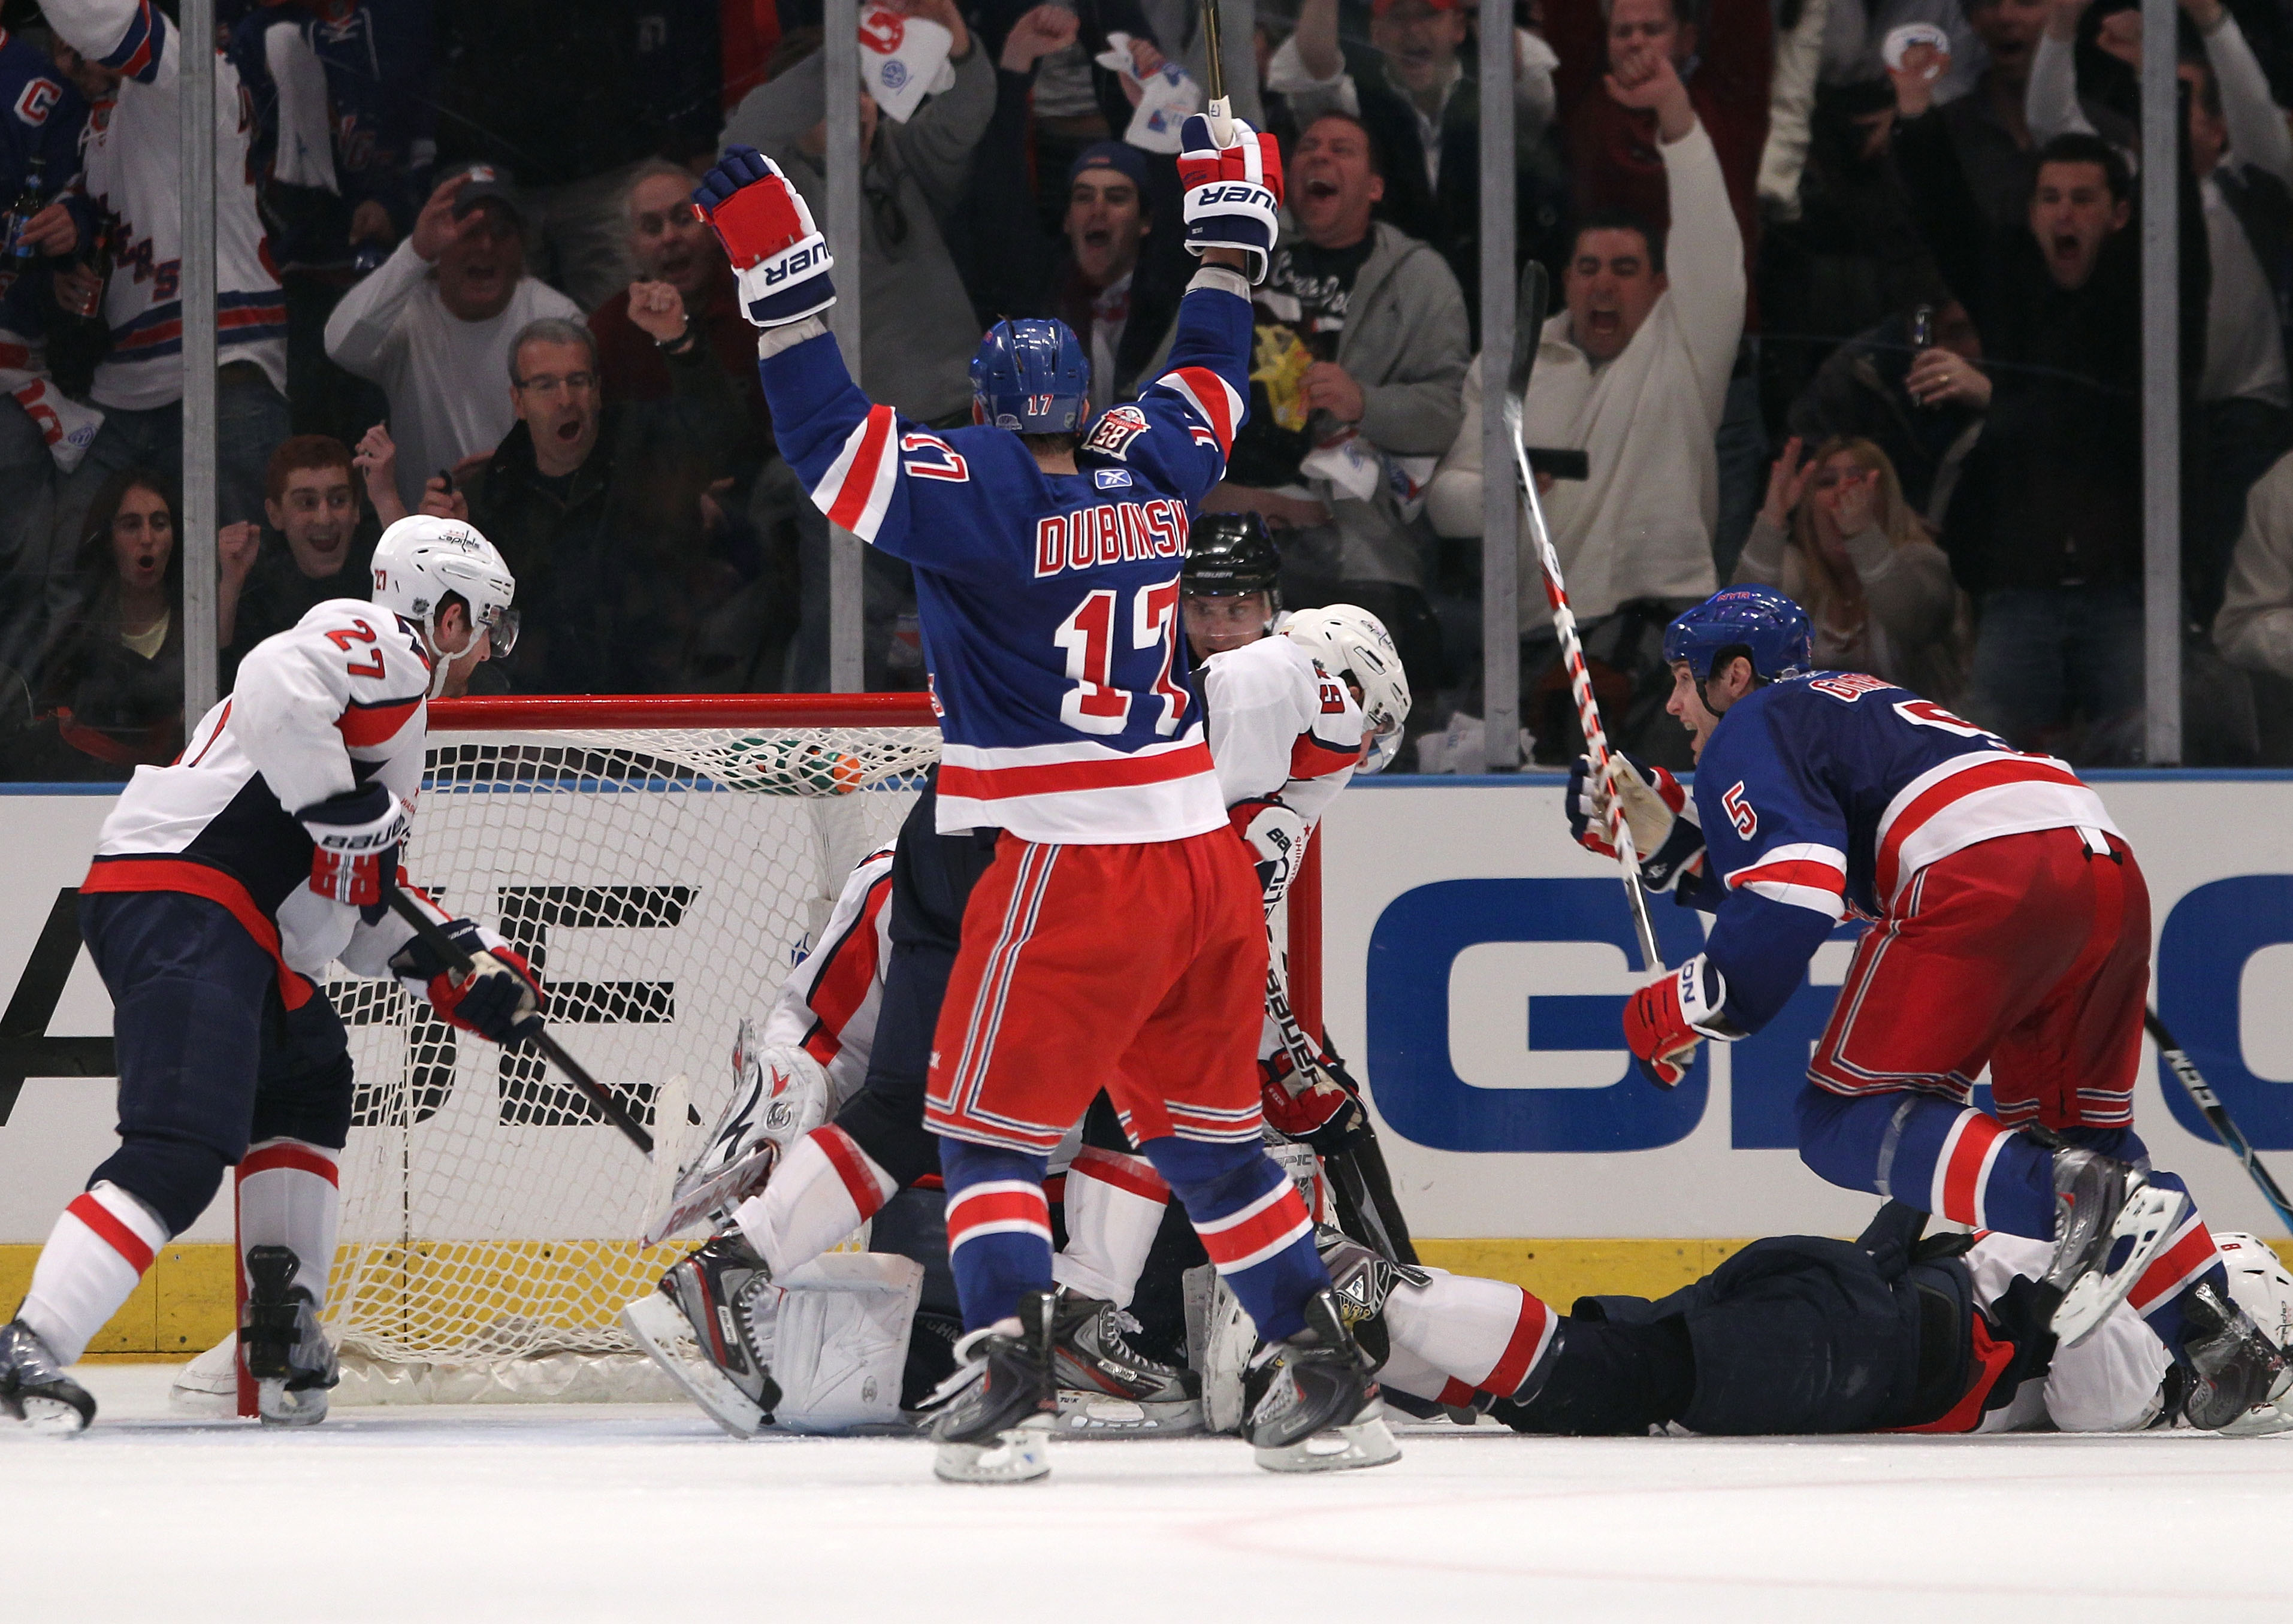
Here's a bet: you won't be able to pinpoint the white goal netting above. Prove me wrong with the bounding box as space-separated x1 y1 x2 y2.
321 701 937 1398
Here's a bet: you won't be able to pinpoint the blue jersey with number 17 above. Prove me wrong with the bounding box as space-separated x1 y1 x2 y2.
1685 670 2120 1032
758 281 1250 844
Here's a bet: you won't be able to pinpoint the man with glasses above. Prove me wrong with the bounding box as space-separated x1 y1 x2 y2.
325 165 582 514
418 316 745 692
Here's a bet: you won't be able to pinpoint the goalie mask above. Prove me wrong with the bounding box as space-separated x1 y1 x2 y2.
370 516 519 698
1285 604 1411 773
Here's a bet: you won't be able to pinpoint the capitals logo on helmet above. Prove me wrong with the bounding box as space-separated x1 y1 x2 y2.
970 318 1089 434
370 515 518 698
1662 586 1813 683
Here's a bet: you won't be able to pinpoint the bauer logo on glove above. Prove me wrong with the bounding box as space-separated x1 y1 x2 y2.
1177 114 1285 283
691 146 838 329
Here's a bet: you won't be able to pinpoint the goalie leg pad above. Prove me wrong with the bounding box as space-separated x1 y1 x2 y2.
755 1253 925 1433
1050 1145 1169 1310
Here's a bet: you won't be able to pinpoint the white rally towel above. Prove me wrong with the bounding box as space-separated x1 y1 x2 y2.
859 5 955 123
264 21 339 193
1093 33 1201 153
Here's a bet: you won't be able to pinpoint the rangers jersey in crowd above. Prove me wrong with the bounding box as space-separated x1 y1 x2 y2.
81 597 443 1004
43 0 287 411
757 844 895 1105
762 277 1251 843
0 28 99 470
1199 628 1363 825
1684 670 2118 1029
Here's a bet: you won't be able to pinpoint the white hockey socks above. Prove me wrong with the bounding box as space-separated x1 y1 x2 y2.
19 1182 171 1366
1383 1270 1560 1404
1050 1145 1170 1308
733 1125 897 1278
235 1140 342 1311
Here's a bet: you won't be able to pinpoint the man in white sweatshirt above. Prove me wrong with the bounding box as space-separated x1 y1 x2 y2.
324 166 580 512
1424 45 1742 767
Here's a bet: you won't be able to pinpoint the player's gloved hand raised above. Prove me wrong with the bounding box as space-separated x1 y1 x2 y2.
1623 954 1739 1088
391 920 545 1045
1261 1048 1367 1153
298 784 408 908
1566 753 1705 893
1178 114 1283 284
1230 796 1306 908
691 147 836 329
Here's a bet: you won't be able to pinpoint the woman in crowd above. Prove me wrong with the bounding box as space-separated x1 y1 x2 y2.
1735 434 1966 699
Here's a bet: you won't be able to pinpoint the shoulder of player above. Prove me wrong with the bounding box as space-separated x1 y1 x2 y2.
1203 633 1313 706
249 598 428 692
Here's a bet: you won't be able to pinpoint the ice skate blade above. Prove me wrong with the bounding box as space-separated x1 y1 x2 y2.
619 1295 771 1439
1052 1390 1203 1437
257 1378 328 1428
2053 1184 2192 1346
11 1395 92 1435
2214 1396 2293 1437
933 1416 1052 1483
1253 1413 1401 1474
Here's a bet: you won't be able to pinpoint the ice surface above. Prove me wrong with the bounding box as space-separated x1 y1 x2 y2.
10 1365 2291 1622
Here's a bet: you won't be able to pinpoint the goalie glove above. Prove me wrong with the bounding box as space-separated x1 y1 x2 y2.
1622 953 1742 1088
298 784 408 907
1230 796 1307 908
691 146 836 329
1261 1047 1368 1155
390 920 545 1045
1177 114 1284 284
1566 753 1705 893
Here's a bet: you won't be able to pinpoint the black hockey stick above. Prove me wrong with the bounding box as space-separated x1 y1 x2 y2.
2146 1009 2293 1236
382 879 655 1156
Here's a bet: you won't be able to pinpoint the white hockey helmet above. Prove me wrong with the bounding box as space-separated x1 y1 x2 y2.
2210 1232 2293 1434
1285 604 1411 773
370 516 518 697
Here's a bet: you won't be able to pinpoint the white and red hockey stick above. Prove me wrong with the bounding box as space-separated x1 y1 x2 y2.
1501 264 1663 973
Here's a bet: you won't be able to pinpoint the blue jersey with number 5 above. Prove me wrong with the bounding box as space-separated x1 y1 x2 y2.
1687 670 2119 1030
758 285 1250 843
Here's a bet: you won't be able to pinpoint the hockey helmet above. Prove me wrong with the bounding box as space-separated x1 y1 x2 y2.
2216 1232 2293 1355
370 516 518 697
969 318 1089 434
1662 586 1812 684
1285 604 1411 773
1182 512 1281 602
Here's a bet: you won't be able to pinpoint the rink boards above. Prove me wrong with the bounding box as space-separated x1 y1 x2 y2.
5 772 2293 1256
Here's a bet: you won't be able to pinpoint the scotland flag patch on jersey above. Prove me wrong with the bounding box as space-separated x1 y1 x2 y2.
1093 467 1133 488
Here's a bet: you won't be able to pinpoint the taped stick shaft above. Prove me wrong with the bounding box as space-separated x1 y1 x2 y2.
2146 1009 2293 1235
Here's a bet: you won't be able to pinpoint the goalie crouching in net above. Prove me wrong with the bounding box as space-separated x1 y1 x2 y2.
624 509 1419 1447
2 519 542 1434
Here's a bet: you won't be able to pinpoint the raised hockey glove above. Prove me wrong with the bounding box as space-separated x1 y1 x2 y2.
1261 1048 1368 1153
1565 753 1705 893
1230 796 1307 908
1177 113 1283 284
692 146 836 329
391 920 545 1045
298 783 409 908
1622 953 1741 1088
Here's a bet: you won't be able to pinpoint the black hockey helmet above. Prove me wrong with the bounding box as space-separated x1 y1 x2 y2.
1182 512 1280 601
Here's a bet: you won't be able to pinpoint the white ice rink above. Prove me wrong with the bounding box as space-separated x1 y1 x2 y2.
8 1367 2292 1623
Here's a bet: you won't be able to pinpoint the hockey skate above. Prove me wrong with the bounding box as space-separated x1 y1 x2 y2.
926 1290 1058 1484
2042 1150 2192 1346
0 1318 94 1434
1241 1287 1400 1474
1049 1289 1201 1436
2178 1279 2293 1431
620 1229 782 1437
241 1246 338 1427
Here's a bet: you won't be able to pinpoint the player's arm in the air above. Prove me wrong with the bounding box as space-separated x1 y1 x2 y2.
1621 705 1847 1085
41 0 174 87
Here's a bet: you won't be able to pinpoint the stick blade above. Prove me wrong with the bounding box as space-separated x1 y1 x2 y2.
1506 261 1551 401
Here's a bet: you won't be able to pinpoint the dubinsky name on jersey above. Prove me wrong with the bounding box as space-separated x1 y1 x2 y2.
43 0 286 412
761 275 1250 843
81 598 446 1006
1683 670 2119 1031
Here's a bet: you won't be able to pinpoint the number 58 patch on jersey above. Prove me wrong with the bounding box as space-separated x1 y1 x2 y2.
1083 406 1149 460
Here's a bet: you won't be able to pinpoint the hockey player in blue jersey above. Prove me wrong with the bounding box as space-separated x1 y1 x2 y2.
687 115 1397 1483
1565 585 2291 1431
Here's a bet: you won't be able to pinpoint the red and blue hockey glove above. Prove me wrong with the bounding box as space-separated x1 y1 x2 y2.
1178 114 1283 284
692 146 836 329
1566 752 1705 893
1262 1048 1367 1154
1230 796 1306 908
1623 954 1738 1088
391 920 545 1045
298 784 409 908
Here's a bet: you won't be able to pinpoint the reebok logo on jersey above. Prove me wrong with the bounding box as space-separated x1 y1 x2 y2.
1034 497 1191 577
1093 467 1132 488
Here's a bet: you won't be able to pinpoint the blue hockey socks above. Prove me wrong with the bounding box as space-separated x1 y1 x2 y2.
938 1139 1053 1332
1140 1135 1325 1342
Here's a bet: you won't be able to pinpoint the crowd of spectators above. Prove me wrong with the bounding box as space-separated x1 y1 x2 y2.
0 0 2286 776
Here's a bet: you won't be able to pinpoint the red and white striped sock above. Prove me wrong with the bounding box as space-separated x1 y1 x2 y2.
1384 1269 1559 1402
2126 1206 2222 1321
1051 1145 1170 1308
733 1126 896 1277
18 1182 171 1365
236 1140 342 1310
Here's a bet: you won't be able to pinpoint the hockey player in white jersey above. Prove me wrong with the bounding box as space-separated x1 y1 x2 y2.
0 517 534 1433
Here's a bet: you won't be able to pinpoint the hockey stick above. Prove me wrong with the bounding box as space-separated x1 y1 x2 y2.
1198 0 1232 142
1501 263 1663 975
382 879 655 1156
2146 1009 2293 1236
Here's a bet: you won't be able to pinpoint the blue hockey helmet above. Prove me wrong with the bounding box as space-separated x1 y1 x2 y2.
1662 586 1813 683
969 318 1090 434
